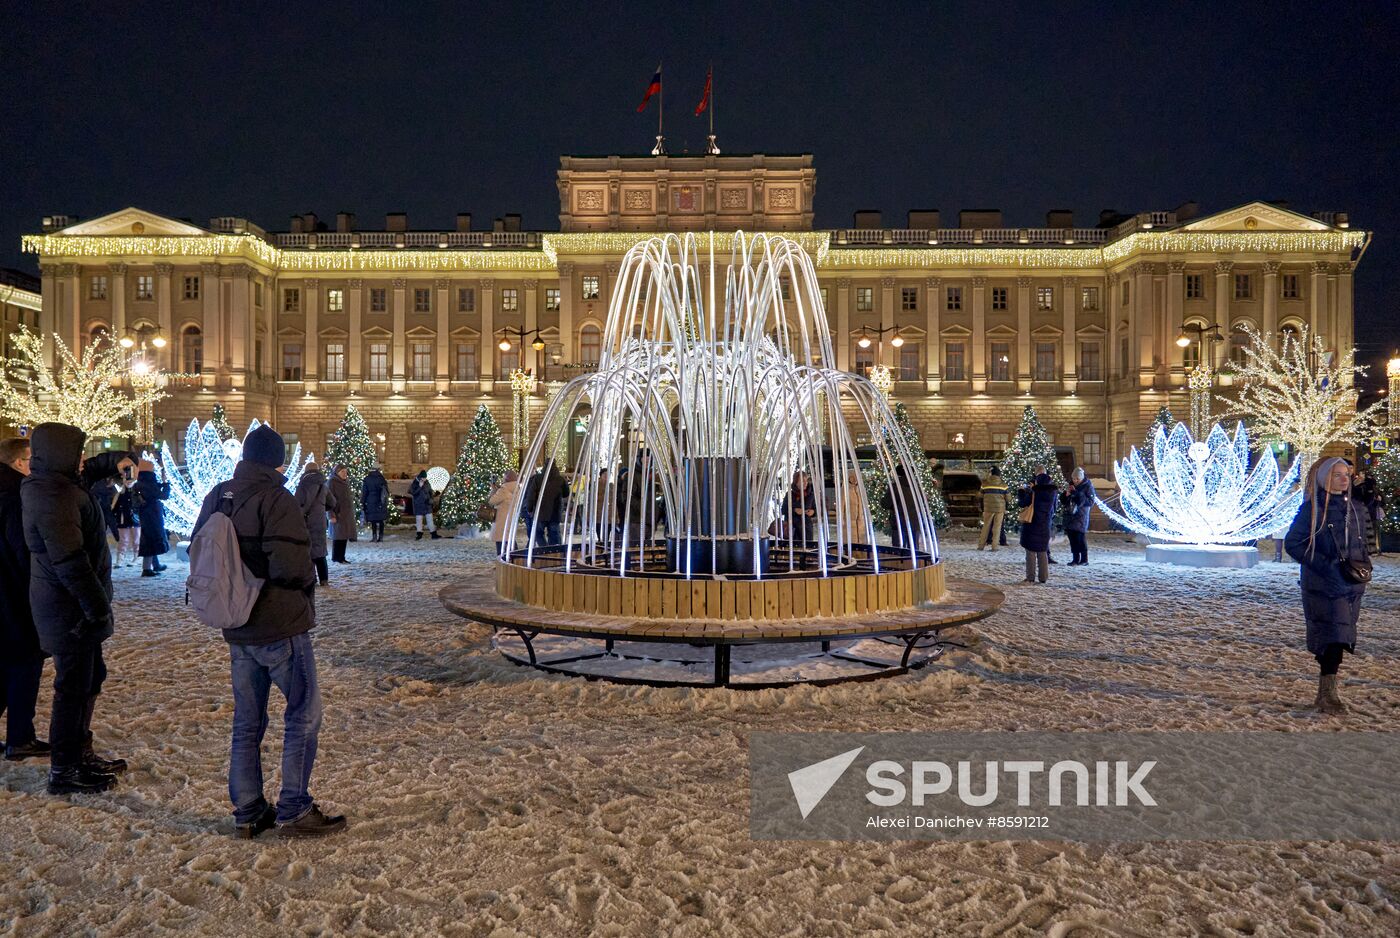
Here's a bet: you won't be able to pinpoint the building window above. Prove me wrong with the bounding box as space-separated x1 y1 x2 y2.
1116 430 1126 462
181 326 203 373
945 287 962 311
1080 286 1099 310
87 325 111 354
780 281 791 301
282 433 299 467
413 288 431 313
254 282 263 307
581 275 600 300
1229 329 1250 366
1079 341 1101 381
853 346 874 377
368 342 389 381
360 287 382 313
412 433 430 464
323 342 345 381
944 342 966 381
900 287 918 311
1185 274 1203 299
283 288 300 312
856 287 873 311
990 342 1011 382
1119 335 1131 378
579 324 601 364
500 288 519 312
1233 273 1252 299
1035 342 1056 381
327 288 344 312
254 338 264 376
1282 273 1300 299
90 276 108 300
281 343 303 381
898 344 920 381
454 342 478 380
991 286 1008 310
183 276 200 301
1083 433 1102 467
820 287 828 310
457 287 475 312
991 431 1010 451
136 275 154 300
545 288 560 311
1036 286 1054 310
411 341 433 380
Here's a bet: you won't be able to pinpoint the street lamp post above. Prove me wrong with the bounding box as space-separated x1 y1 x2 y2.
1176 322 1222 438
120 327 167 448
497 326 546 467
1388 353 1400 429
855 325 905 398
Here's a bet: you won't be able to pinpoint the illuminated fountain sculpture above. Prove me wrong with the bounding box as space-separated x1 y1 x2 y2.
442 232 1002 687
1095 421 1303 568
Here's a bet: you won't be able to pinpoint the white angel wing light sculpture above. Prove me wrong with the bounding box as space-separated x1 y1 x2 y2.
1094 421 1302 545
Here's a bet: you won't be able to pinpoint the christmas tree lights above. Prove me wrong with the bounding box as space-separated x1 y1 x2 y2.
866 402 951 531
1094 421 1302 545
210 403 235 442
999 405 1067 531
150 418 311 535
324 405 377 519
439 405 510 529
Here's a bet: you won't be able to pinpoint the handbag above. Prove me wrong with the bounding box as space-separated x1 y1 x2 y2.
476 504 497 524
1328 519 1372 585
1018 504 1035 524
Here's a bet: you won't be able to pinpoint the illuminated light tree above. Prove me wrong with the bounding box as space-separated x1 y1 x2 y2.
1220 324 1384 476
324 405 377 519
1373 444 1400 537
210 402 235 442
1094 421 1302 546
0 326 167 438
439 405 510 530
150 418 311 536
866 403 949 531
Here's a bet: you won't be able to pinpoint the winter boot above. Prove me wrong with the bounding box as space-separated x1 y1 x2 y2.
47 766 118 795
4 738 51 761
1315 675 1347 715
234 804 278 840
277 804 347 837
430 531 443 540
415 531 423 541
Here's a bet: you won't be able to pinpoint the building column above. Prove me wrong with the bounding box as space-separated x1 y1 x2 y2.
39 264 58 361
1213 261 1233 371
230 269 251 385
391 278 407 382
835 278 851 371
479 279 496 393
1166 262 1184 374
154 263 174 371
435 277 451 390
109 263 129 348
1014 275 1030 392
1107 273 1121 381
556 263 575 364
1327 263 1340 349
925 276 941 392
523 278 539 375
1334 262 1354 357
1309 261 1328 345
1062 276 1079 394
198 263 220 383
300 278 318 391
879 276 895 368
1261 260 1280 338
1134 264 1155 386
347 279 363 387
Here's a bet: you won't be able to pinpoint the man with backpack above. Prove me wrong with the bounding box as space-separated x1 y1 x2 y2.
190 424 345 839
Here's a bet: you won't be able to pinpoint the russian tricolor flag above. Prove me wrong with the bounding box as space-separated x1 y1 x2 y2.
636 65 661 112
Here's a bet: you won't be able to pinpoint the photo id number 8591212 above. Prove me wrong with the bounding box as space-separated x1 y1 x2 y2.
985 816 1050 829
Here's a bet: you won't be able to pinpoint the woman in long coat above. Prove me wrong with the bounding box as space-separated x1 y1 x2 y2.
132 460 170 576
1285 457 1369 714
489 471 521 553
361 466 389 542
1064 468 1096 566
328 465 357 563
1016 470 1059 584
296 463 334 585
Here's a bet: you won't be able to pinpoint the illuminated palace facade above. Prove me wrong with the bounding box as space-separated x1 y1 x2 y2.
21 153 1367 474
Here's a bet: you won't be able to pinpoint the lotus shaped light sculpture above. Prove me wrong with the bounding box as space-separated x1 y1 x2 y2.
1095 421 1302 545
148 418 312 535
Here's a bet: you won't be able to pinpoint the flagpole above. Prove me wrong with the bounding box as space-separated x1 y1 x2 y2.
658 62 664 144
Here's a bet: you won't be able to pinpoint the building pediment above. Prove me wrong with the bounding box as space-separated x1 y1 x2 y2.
1178 202 1331 233
59 207 210 237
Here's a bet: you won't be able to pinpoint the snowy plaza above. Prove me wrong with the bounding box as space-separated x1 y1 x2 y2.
1 531 1396 937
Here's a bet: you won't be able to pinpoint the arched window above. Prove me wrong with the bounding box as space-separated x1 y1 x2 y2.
182 325 203 374
88 324 112 354
579 325 601 365
1229 327 1250 367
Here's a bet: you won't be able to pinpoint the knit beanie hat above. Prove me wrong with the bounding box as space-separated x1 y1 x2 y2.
243 424 285 468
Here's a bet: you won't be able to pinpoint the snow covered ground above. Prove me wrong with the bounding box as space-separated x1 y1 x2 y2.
2 528 1397 936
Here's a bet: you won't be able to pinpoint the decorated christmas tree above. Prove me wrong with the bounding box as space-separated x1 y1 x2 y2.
438 405 510 530
210 403 236 442
865 402 950 531
1138 404 1175 476
1374 445 1400 537
324 405 377 520
999 405 1067 530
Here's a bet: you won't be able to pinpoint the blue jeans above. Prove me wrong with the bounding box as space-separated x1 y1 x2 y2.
228 632 323 825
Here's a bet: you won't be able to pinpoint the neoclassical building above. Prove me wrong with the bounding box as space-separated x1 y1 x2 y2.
19 153 1367 474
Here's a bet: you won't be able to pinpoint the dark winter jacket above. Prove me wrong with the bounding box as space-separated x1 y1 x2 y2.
784 481 818 539
295 469 334 559
193 460 316 646
1352 476 1378 509
1016 474 1059 552
0 462 42 660
329 471 357 541
361 470 389 523
409 476 434 516
91 478 120 538
1065 478 1096 534
20 423 114 654
1285 486 1368 654
526 466 566 525
133 469 170 556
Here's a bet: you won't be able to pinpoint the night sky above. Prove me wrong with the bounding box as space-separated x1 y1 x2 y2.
3 1 1397 383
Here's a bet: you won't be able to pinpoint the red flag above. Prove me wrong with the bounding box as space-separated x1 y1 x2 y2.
636 66 662 112
694 68 712 116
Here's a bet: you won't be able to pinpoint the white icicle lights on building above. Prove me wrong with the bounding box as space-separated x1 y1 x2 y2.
148 418 312 535
1094 421 1303 546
